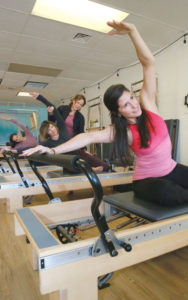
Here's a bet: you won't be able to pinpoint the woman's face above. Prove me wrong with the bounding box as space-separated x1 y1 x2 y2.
47 124 58 137
72 99 85 111
12 134 22 143
118 90 142 123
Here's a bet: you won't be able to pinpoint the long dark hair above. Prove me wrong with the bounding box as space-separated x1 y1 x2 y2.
104 84 153 165
9 133 17 148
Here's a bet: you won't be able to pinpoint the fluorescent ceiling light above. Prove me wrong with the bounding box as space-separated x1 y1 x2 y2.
17 92 32 97
24 81 48 88
32 0 129 33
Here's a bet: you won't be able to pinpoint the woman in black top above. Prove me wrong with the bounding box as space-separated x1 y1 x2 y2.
48 94 86 137
30 93 109 172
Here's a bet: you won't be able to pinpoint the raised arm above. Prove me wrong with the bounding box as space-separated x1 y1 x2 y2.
30 93 61 123
29 93 70 139
37 95 65 124
107 21 158 114
23 126 114 156
0 115 31 134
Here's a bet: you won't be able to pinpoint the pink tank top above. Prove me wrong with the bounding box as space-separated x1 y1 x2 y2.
128 110 177 180
65 114 74 137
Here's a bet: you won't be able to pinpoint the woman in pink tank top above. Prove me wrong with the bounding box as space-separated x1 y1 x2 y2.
24 20 188 206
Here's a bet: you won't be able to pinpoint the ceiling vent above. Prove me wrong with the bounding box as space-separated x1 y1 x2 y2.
24 81 48 88
72 33 91 43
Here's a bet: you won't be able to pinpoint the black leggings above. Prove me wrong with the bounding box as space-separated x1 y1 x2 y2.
133 164 188 206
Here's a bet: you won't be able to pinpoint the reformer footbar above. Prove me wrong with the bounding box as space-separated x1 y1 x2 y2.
0 152 63 175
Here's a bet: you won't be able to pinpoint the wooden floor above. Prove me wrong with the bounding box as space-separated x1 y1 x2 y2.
1 188 188 300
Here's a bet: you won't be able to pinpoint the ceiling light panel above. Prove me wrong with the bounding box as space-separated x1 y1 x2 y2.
32 0 129 33
17 92 32 97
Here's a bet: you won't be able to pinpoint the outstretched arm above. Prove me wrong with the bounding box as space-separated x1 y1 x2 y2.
0 115 31 133
0 146 17 154
107 21 158 114
23 126 115 156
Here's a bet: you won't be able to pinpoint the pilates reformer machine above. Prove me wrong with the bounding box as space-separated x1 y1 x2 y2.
15 154 188 300
0 152 133 213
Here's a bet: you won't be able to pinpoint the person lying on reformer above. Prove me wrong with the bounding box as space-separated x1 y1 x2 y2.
23 20 188 206
28 92 110 172
0 116 38 154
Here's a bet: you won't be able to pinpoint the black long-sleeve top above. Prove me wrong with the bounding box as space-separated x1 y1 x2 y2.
48 104 85 136
37 95 78 155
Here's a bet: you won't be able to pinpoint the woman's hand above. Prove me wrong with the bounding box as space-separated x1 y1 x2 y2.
107 20 135 35
23 145 52 156
29 92 39 99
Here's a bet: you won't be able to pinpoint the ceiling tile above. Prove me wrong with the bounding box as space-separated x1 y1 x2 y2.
0 7 28 33
0 0 35 13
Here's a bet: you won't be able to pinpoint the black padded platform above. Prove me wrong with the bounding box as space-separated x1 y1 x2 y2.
103 192 188 221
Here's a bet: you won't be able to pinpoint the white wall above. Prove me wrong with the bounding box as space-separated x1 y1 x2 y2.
82 36 188 164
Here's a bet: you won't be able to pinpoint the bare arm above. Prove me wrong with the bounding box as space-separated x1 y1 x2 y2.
0 147 17 154
23 126 115 156
107 21 158 114
54 126 114 154
0 116 32 136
